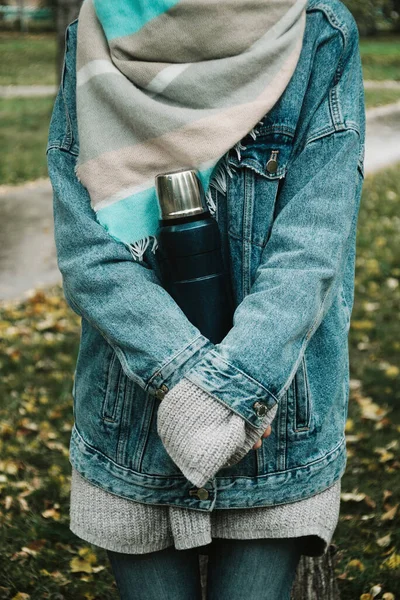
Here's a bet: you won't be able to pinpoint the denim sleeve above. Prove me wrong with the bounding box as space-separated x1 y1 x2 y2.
183 127 363 427
47 24 214 396
182 30 365 430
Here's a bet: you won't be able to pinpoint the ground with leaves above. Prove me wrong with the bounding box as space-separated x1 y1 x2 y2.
0 165 399 599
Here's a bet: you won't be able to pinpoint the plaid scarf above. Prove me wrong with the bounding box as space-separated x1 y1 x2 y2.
75 0 307 261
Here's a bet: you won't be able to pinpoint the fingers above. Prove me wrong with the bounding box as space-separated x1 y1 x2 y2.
262 425 272 438
252 424 272 450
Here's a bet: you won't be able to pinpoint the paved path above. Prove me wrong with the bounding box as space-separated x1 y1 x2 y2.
0 178 59 302
364 80 400 90
365 102 400 174
0 104 400 302
0 85 57 98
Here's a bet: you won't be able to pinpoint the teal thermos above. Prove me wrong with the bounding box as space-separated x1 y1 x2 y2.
154 169 234 344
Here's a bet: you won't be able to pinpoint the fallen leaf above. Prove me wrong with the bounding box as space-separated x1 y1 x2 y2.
381 504 398 521
41 508 60 520
380 552 400 570
370 585 382 597
383 490 393 502
341 492 366 502
347 559 365 571
377 534 392 548
70 557 93 574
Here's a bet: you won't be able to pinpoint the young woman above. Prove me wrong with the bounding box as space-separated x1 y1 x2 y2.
47 0 365 598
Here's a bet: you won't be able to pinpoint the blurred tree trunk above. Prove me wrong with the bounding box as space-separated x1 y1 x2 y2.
55 0 83 82
290 545 341 600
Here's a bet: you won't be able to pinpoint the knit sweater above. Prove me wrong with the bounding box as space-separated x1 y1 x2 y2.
69 378 342 557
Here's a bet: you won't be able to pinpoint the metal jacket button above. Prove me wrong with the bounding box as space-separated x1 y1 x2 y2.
155 384 169 400
253 401 268 417
266 150 279 173
189 488 209 500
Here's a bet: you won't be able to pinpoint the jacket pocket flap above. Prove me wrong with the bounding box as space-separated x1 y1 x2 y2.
227 129 294 180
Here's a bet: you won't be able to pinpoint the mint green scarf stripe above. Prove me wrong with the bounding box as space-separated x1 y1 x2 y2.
95 162 218 247
93 0 180 41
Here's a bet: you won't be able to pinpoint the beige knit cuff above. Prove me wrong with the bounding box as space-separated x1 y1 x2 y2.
156 376 278 488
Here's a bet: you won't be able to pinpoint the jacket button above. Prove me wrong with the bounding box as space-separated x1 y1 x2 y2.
253 401 268 417
266 150 279 173
189 488 209 500
155 384 169 400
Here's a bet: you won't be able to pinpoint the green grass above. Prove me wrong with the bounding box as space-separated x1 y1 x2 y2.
0 32 56 86
334 164 400 599
0 165 399 598
365 88 400 108
0 290 119 599
360 37 400 81
0 32 398 89
0 97 54 185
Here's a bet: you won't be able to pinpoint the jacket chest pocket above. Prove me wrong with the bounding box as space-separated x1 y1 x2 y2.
223 129 294 301
101 346 127 423
286 355 314 439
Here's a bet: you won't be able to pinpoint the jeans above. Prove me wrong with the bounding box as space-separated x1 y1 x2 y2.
107 537 302 600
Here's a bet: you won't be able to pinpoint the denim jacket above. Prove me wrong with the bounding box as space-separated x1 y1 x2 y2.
47 0 365 510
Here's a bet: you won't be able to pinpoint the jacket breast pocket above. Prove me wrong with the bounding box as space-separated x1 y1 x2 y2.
223 129 294 303
225 129 293 248
286 354 314 439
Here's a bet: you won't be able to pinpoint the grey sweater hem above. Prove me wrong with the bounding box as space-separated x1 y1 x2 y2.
69 523 176 555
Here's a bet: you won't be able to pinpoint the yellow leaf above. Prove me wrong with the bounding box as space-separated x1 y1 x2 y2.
345 419 354 432
11 594 31 600
382 593 395 600
70 557 93 574
348 559 365 571
380 552 400 570
385 366 399 379
360 595 373 600
78 547 97 564
41 508 60 520
352 320 375 330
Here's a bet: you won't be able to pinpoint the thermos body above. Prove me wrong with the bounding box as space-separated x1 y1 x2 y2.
154 169 234 344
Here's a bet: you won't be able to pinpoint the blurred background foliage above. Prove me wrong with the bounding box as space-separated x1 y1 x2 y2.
0 1 399 37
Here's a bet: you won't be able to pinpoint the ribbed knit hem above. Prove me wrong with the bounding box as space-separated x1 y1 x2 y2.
173 530 213 551
69 523 175 555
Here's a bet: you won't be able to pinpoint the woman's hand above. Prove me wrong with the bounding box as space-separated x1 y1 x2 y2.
252 424 272 450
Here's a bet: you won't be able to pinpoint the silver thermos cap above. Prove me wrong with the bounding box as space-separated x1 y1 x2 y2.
155 168 208 220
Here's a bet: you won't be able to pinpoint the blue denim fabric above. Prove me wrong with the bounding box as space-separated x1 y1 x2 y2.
47 0 365 510
107 538 302 600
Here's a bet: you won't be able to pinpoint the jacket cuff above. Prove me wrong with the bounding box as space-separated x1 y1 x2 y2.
145 335 214 401
183 348 278 429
